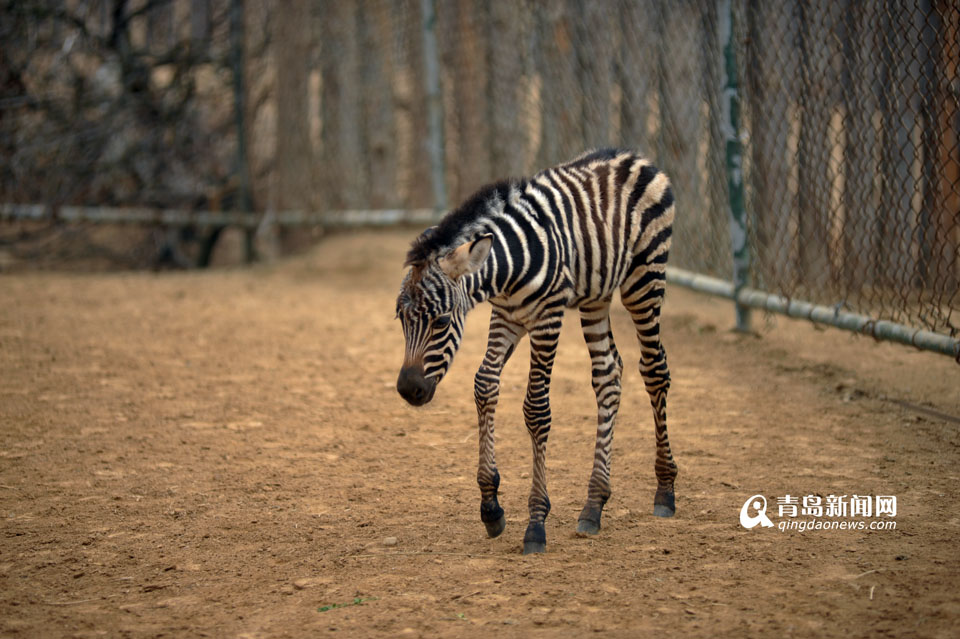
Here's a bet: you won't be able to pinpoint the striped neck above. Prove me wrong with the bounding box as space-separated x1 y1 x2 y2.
462 246 501 310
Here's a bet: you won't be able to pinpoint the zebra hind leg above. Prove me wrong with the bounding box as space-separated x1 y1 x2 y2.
576 301 623 536
645 338 677 518
621 270 678 518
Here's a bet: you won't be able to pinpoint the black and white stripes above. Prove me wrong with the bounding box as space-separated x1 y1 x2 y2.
396 149 678 554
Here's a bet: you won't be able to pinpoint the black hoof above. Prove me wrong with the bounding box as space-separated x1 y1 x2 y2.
654 489 676 518
653 504 675 517
480 500 505 537
576 504 603 536
576 518 600 536
484 514 506 538
522 521 546 554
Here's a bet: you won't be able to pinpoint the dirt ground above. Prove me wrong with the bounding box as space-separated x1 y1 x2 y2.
2 228 959 638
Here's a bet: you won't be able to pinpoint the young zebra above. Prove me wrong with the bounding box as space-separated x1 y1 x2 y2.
395 149 677 554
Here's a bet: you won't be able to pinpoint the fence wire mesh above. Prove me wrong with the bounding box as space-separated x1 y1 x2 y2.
1 0 958 339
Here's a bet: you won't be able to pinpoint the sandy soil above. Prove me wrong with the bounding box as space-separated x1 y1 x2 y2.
1 228 959 638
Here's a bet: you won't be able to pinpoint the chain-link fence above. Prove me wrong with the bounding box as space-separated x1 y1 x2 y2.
741 1 959 343
2 0 958 348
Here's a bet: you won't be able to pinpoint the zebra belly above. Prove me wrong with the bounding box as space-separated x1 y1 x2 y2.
563 243 633 309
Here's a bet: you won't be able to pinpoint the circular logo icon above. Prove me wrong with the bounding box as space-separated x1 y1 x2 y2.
740 494 775 529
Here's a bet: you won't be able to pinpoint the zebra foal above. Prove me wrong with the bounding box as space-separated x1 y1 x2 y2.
395 149 678 554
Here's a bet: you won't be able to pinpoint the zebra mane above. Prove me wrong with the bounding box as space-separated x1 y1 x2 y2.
405 179 516 267
561 147 621 170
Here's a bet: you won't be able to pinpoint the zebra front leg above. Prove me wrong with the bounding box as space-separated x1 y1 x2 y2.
576 302 623 535
521 313 562 554
475 310 525 538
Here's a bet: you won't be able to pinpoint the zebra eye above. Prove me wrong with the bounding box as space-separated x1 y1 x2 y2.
433 315 451 329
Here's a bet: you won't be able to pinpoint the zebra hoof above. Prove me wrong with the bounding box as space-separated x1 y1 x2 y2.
576 518 600 536
522 522 546 554
484 514 506 538
576 505 603 536
480 501 505 537
522 540 547 555
653 489 676 517
653 504 675 517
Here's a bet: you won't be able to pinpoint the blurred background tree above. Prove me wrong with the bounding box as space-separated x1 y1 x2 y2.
0 0 957 341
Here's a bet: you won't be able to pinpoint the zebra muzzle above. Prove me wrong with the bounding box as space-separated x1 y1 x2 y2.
397 366 436 406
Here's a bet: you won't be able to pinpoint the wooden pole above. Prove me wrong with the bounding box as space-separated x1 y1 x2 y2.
421 0 447 214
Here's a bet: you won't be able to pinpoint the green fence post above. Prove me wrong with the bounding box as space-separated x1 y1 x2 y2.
720 0 751 331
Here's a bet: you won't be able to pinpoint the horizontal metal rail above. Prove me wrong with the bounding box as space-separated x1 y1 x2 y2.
666 266 960 361
0 203 440 229
4 202 956 361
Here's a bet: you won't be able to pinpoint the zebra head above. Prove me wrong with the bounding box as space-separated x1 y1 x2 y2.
395 233 493 406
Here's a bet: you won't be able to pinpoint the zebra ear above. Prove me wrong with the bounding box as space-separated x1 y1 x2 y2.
438 234 493 280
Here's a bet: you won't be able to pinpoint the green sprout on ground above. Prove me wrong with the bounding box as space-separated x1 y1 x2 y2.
439 612 469 622
317 597 378 612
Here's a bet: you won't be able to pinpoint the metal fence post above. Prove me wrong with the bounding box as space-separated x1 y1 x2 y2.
421 0 447 214
720 0 751 331
229 0 256 263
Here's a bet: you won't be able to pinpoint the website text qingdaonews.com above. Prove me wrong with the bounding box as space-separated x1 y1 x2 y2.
777 519 897 532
